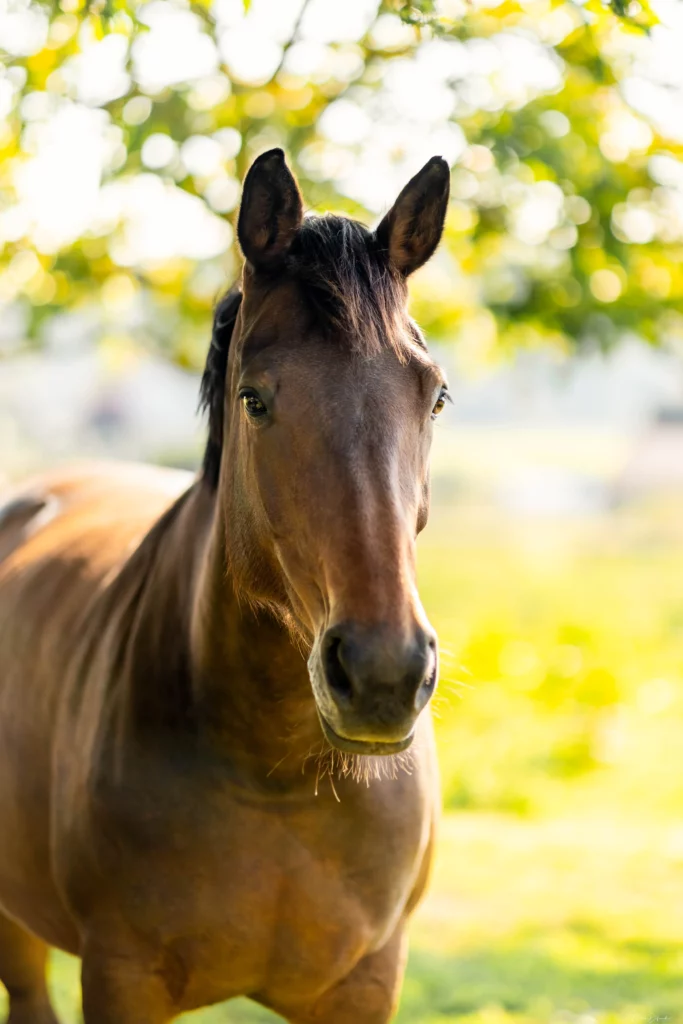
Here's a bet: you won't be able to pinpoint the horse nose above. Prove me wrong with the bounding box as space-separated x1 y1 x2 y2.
322 622 437 732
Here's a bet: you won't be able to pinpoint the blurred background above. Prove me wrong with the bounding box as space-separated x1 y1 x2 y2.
2 0 683 1021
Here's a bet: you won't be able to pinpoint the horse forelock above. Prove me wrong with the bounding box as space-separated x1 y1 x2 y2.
285 214 409 358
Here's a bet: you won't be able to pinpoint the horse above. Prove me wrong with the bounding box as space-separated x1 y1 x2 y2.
0 148 450 1023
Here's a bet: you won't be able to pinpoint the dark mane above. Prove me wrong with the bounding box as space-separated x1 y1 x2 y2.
286 215 406 354
199 284 242 488
199 215 408 488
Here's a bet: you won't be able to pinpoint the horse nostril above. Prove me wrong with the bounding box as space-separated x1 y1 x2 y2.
324 634 353 703
413 635 437 712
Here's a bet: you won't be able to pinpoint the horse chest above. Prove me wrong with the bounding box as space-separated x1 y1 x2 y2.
82 770 432 1011
206 811 423 1008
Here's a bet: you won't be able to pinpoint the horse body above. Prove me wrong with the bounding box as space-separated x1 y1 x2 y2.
0 150 450 1022
0 466 435 1021
0 465 194 951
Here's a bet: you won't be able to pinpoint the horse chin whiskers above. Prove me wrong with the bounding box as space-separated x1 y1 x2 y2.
307 739 416 795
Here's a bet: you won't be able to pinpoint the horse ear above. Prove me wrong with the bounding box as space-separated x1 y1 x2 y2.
237 149 303 270
376 157 450 277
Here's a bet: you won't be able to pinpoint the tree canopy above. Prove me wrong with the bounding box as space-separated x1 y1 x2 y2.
1 0 681 367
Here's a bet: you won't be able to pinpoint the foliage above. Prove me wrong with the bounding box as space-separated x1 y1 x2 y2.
0 0 681 366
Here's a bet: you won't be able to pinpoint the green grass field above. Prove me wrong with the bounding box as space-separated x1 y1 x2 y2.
4 498 683 1022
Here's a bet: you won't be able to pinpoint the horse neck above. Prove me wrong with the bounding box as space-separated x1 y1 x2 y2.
115 471 321 786
112 482 212 735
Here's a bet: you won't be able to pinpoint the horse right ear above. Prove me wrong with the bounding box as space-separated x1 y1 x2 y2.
376 156 450 277
237 149 303 271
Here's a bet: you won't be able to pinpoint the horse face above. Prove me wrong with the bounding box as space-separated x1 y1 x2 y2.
225 150 450 756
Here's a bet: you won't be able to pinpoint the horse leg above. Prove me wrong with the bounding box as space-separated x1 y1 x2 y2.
272 925 408 1024
80 939 175 1024
0 911 58 1024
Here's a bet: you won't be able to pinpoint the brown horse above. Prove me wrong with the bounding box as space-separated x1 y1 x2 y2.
0 149 450 1023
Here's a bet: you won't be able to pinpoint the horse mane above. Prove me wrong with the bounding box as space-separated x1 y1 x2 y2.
199 214 408 489
199 284 243 489
287 215 406 356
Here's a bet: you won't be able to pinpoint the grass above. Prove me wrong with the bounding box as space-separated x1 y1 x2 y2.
4 496 683 1022
402 814 683 1023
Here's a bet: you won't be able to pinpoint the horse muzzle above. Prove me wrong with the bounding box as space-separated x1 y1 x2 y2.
309 621 437 755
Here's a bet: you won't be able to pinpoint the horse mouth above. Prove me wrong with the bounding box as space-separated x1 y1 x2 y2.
318 713 414 756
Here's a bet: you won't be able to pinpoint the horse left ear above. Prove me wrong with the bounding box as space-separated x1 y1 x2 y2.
376 156 450 277
238 148 303 270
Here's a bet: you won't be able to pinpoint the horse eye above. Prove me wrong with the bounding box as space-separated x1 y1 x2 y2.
240 389 267 419
432 388 449 419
